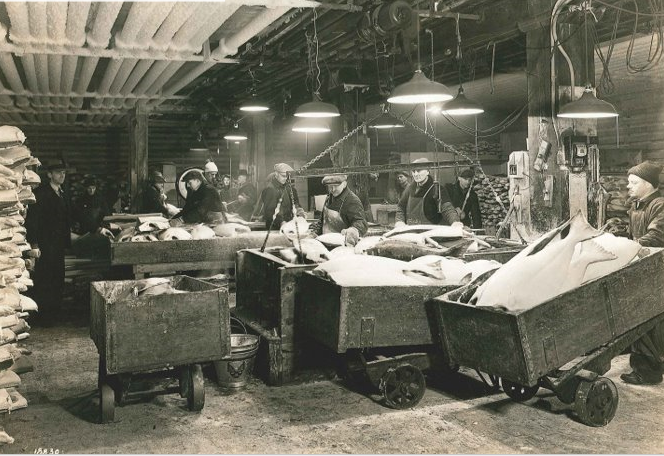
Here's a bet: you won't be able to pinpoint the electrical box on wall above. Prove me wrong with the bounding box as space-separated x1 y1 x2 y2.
507 151 531 240
563 135 598 173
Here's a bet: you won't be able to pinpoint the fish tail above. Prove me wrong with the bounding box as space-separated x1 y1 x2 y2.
569 211 602 243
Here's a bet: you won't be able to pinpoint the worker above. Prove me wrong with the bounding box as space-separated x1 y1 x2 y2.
139 171 170 216
262 163 306 229
232 169 257 221
172 170 226 224
394 158 461 227
621 161 664 385
396 170 410 199
219 174 236 208
25 159 72 321
74 176 112 236
446 168 483 229
203 160 219 187
310 174 368 247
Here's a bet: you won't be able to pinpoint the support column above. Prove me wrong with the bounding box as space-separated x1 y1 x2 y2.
128 101 149 205
251 113 273 185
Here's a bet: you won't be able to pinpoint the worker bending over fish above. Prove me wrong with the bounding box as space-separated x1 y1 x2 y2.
262 163 306 229
622 161 664 386
172 170 226 224
395 158 462 229
310 174 368 247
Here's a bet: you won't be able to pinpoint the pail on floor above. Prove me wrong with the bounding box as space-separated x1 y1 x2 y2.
214 320 260 388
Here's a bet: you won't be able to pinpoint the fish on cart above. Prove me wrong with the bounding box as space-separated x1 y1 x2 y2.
212 222 251 238
293 238 330 263
316 232 345 247
280 217 310 240
190 224 216 240
158 227 192 241
366 238 471 261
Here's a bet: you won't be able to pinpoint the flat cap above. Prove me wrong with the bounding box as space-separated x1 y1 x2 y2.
183 170 204 182
322 174 347 185
274 163 294 173
396 170 409 178
629 161 662 188
150 170 166 183
411 158 432 166
459 168 475 179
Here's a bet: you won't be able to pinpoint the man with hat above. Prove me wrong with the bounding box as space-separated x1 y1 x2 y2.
139 170 171 216
621 161 664 385
310 174 367 246
445 168 483 229
25 158 73 321
230 169 257 221
73 176 112 236
203 160 219 186
395 158 461 227
173 170 226 224
262 163 306 229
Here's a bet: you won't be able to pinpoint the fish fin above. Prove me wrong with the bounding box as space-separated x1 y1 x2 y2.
460 272 473 285
568 211 603 243
569 239 618 284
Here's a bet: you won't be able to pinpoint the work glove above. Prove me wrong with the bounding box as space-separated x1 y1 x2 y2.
341 227 360 247
394 221 406 229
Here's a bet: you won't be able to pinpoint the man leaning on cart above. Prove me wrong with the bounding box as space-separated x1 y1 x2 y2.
622 161 664 385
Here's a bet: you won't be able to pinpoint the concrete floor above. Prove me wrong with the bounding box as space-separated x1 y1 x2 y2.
2 311 664 454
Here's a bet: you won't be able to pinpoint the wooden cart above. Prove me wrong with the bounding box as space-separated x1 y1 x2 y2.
431 248 664 426
90 276 230 423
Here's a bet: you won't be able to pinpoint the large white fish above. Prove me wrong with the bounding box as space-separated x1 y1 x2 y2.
212 223 251 238
280 217 310 241
158 227 192 241
472 212 612 311
316 232 345 247
574 233 643 285
327 246 356 259
293 238 330 263
384 224 443 237
190 224 216 240
354 235 384 254
137 220 170 232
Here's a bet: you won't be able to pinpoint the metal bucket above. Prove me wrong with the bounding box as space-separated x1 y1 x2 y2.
214 319 259 388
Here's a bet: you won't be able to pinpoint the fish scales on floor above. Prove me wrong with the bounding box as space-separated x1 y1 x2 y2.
469 211 648 311
0 126 42 440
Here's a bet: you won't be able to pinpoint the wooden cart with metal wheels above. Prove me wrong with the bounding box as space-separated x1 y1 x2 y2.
90 276 230 423
432 248 664 426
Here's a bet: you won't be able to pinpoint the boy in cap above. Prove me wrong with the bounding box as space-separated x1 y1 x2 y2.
262 163 306 229
621 161 664 385
25 159 73 321
445 168 482 229
173 170 226 223
310 174 367 246
74 176 112 236
395 158 461 227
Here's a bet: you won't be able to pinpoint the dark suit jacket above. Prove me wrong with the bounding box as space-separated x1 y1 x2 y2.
176 181 225 223
26 183 71 249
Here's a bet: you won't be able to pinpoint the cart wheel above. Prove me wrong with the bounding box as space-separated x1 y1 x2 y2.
574 377 619 427
187 364 205 412
99 383 115 424
379 363 426 410
501 378 539 401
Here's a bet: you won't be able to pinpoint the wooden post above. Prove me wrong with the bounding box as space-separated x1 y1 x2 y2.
251 113 273 185
128 101 149 205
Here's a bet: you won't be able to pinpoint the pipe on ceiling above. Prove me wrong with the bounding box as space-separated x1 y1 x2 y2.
63 2 92 123
47 2 68 122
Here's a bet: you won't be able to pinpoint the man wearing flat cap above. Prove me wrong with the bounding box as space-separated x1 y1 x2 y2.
26 159 73 321
73 176 112 236
446 168 482 229
621 161 664 386
310 174 368 246
262 163 306 229
173 170 226 223
395 158 461 227
139 170 171 216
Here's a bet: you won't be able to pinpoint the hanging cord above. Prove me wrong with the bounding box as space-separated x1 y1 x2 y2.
487 41 496 94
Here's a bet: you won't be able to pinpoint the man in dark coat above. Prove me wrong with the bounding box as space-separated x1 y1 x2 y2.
396 171 410 200
25 159 72 318
446 168 483 229
310 174 368 246
621 161 664 385
262 163 306 229
140 171 170 216
173 170 225 224
74 177 111 235
395 158 461 227
232 169 257 221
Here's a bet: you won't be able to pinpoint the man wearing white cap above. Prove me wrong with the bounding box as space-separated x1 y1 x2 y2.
310 174 367 246
262 163 306 229
203 160 219 186
395 158 461 227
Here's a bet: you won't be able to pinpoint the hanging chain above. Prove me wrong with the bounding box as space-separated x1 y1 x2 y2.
286 180 304 262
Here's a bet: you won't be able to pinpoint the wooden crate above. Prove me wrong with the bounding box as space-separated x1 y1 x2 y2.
432 249 664 387
298 272 455 353
90 276 231 375
234 248 317 385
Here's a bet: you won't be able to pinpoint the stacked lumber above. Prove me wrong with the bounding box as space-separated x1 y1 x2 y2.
472 175 510 231
0 126 41 445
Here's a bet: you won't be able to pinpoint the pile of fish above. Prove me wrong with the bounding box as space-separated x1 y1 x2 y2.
113 215 251 243
472 175 510 233
0 126 42 443
469 211 647 312
117 278 187 300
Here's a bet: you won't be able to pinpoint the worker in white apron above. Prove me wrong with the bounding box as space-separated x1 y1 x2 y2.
395 158 462 228
311 174 368 246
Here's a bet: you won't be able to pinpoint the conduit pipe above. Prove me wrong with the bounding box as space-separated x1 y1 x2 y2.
63 2 91 122
155 6 291 106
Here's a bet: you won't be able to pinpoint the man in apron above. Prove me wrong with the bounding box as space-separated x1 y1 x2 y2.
394 158 461 228
310 174 367 246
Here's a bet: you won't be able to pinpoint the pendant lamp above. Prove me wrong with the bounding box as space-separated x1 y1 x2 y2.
292 118 331 133
223 123 248 141
294 95 340 118
440 87 484 116
239 94 270 112
369 112 404 129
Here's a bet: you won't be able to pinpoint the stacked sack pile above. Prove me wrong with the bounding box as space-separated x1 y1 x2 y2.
472 175 510 232
599 175 630 222
454 141 503 158
0 125 41 444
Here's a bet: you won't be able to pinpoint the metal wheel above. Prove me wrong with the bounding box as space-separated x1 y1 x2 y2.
574 377 619 427
379 363 426 409
501 378 539 401
99 383 115 424
187 364 205 412
177 167 204 200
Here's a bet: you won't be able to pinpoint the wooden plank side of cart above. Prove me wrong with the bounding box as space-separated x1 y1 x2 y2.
110 232 291 265
432 249 664 387
298 272 454 353
90 276 231 375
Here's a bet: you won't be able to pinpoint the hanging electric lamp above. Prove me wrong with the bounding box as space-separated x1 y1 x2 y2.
239 94 270 112
292 118 330 133
369 112 404 129
440 87 484 115
223 123 248 141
